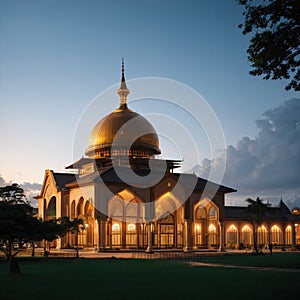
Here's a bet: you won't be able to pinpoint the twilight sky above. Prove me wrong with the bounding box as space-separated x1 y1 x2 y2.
0 0 299 207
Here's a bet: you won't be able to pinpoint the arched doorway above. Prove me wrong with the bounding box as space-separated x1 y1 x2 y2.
109 196 123 247
108 190 145 249
158 214 175 248
84 201 94 248
194 204 207 247
193 198 219 248
154 192 182 249
46 196 56 220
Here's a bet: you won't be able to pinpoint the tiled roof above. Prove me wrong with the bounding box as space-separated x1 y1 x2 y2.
224 203 295 221
71 167 236 194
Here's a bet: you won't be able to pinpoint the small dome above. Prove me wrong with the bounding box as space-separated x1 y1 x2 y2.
86 104 161 158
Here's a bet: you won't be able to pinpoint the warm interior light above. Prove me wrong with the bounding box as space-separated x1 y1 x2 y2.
194 224 201 232
112 223 120 232
209 223 216 232
127 223 136 232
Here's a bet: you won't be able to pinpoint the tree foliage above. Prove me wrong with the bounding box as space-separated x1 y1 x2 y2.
60 217 84 257
0 184 33 259
238 0 300 91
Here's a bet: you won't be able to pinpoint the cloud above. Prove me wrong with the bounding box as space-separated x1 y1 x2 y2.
197 98 300 207
0 175 6 187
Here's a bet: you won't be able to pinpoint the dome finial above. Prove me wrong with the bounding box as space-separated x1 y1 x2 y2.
121 57 125 81
117 58 130 108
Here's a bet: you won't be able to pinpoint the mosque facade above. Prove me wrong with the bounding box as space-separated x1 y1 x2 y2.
36 63 300 251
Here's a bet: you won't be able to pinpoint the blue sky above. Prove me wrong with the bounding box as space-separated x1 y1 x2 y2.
1 0 299 206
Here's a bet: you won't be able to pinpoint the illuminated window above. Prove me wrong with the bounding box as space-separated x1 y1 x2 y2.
209 207 216 219
127 223 136 232
194 223 202 246
195 224 201 233
195 205 206 220
112 223 120 232
111 223 121 246
208 223 217 245
258 225 267 244
285 225 292 245
226 224 238 245
271 225 282 244
241 225 251 245
177 223 183 247
126 223 137 246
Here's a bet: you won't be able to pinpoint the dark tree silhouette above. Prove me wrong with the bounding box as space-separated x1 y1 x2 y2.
238 0 300 91
0 184 33 273
246 197 270 253
61 217 84 258
39 219 66 256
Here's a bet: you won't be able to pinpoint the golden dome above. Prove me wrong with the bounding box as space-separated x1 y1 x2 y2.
85 60 161 159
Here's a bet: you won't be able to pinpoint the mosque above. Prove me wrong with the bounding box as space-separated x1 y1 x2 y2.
35 62 300 251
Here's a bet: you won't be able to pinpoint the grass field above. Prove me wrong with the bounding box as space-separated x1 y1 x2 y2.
0 253 300 300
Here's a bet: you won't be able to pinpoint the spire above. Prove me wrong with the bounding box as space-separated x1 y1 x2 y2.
117 57 130 108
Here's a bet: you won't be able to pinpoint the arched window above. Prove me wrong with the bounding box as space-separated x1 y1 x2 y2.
241 225 251 245
271 225 282 244
257 225 268 245
84 201 93 217
126 222 136 246
112 223 120 232
71 200 75 219
194 223 202 246
46 196 56 219
109 197 124 221
195 205 206 220
159 214 175 248
112 223 121 246
209 207 216 219
226 225 238 245
77 197 84 217
208 223 217 245
285 225 292 245
127 223 136 232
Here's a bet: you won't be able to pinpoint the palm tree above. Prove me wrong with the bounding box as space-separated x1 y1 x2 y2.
246 197 270 253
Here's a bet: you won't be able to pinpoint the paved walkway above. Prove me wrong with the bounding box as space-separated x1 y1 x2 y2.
189 262 300 272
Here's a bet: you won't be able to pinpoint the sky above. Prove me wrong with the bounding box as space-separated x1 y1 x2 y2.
0 0 299 207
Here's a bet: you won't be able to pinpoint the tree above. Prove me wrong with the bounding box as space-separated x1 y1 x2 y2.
0 184 34 273
38 219 66 256
238 0 300 91
60 217 84 258
0 183 27 204
245 197 270 253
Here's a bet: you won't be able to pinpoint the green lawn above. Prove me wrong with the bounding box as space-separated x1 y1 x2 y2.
200 252 300 268
0 253 300 300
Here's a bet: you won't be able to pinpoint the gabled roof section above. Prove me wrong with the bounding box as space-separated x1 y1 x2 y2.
34 170 76 199
52 172 76 188
194 176 236 193
172 173 236 194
